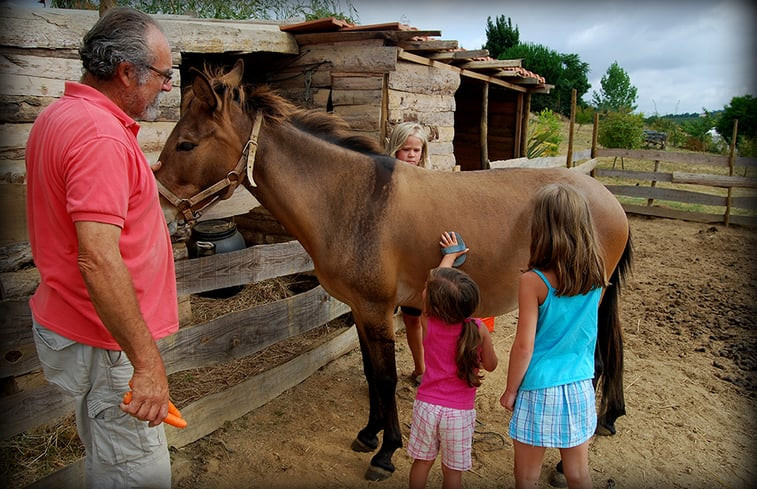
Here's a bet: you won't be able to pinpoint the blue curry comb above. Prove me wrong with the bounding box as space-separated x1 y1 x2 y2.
441 231 466 267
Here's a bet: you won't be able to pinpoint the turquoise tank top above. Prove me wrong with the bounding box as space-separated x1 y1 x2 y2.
519 269 601 391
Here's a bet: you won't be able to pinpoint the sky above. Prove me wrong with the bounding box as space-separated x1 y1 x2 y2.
348 0 756 116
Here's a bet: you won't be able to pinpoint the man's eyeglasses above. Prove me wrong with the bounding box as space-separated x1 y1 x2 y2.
144 64 173 85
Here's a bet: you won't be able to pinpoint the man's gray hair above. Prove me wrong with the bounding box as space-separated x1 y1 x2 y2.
79 7 164 81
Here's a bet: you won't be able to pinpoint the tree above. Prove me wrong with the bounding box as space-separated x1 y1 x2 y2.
482 15 519 59
591 61 638 112
597 111 645 149
715 94 757 156
502 42 590 117
51 0 358 22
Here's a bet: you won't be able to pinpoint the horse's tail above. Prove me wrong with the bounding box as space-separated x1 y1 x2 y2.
596 228 633 435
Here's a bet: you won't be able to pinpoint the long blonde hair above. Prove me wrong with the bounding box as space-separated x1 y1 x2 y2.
528 183 608 296
424 267 484 388
384 122 430 168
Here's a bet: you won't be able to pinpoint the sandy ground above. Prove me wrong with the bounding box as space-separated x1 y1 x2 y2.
169 214 757 489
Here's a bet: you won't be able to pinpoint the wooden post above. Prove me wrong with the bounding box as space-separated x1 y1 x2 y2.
380 73 389 147
590 112 599 177
566 89 576 168
521 93 531 157
724 119 739 226
480 81 489 169
514 92 524 158
647 160 660 206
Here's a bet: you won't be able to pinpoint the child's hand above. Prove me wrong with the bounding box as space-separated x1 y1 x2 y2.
440 231 457 248
500 390 517 412
439 231 468 268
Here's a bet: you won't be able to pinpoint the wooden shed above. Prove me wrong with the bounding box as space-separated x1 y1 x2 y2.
0 6 550 248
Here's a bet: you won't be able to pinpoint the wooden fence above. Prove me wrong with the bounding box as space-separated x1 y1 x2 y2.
493 131 757 228
0 240 357 488
593 147 757 227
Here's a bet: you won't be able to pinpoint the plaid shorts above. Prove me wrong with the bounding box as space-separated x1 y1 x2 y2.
407 400 476 471
509 379 596 448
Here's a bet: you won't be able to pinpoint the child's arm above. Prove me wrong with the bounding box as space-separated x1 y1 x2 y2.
500 271 540 411
478 325 499 372
438 231 468 268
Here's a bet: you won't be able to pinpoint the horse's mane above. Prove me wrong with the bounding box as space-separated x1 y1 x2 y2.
196 64 384 156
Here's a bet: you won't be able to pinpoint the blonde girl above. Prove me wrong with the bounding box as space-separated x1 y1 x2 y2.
500 183 608 489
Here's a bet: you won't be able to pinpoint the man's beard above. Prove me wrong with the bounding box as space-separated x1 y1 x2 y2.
139 91 163 121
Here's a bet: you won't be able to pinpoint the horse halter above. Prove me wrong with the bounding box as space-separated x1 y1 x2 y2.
156 111 264 224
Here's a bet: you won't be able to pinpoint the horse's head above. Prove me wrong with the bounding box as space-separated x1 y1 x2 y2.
156 59 385 239
155 59 264 237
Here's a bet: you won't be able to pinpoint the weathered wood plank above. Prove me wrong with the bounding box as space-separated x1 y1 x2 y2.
387 90 455 113
460 58 523 70
0 286 350 438
174 240 313 295
570 158 598 174
595 169 674 183
0 382 75 440
296 45 398 73
24 325 360 488
396 40 458 51
331 88 383 106
0 95 59 123
159 285 350 374
0 267 38 300
0 6 298 56
0 183 27 245
165 324 358 447
606 184 727 206
388 61 460 95
428 49 489 61
620 203 727 224
0 298 34 378
293 30 441 46
672 171 757 188
595 148 732 167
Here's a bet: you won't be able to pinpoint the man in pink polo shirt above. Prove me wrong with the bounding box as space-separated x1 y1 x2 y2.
25 7 177 488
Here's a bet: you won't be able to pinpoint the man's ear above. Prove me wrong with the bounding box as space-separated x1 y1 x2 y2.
115 61 135 88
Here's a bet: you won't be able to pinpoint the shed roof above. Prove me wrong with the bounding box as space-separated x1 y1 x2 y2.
280 17 552 93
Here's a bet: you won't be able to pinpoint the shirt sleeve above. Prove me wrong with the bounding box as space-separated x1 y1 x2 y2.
64 136 132 228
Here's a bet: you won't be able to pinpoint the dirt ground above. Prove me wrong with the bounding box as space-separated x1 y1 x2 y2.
169 214 756 489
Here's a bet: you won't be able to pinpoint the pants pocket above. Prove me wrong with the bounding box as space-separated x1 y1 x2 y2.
32 322 87 396
90 405 165 465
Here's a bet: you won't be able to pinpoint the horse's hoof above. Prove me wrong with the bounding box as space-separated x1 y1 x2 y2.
365 464 394 481
548 469 568 488
351 436 377 453
595 420 616 436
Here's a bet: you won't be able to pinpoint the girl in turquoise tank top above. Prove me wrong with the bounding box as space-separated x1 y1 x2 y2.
500 183 608 489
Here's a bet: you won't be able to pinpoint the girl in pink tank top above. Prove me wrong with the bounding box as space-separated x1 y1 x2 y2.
407 232 499 489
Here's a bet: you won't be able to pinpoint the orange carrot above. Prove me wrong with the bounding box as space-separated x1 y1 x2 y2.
122 391 187 429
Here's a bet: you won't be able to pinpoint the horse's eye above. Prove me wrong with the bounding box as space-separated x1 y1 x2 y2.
177 141 196 152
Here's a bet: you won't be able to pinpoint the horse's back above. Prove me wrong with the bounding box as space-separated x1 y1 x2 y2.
390 166 628 317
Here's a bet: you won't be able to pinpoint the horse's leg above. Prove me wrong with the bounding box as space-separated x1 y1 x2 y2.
595 234 633 435
351 329 381 452
349 312 402 481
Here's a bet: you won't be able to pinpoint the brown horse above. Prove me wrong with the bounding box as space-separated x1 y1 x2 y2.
155 60 632 481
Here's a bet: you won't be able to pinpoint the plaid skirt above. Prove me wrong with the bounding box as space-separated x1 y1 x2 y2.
509 379 596 448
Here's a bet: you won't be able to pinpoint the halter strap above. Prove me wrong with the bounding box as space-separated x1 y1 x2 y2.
157 110 264 224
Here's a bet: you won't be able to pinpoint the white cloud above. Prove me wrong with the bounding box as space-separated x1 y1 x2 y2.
350 0 755 115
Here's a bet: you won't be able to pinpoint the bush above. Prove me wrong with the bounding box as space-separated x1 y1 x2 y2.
527 108 563 158
598 111 645 149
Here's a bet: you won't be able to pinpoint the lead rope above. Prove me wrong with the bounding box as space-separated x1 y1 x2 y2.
245 111 264 188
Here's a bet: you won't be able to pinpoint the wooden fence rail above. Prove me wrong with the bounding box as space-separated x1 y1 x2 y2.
593 148 757 227
0 240 353 442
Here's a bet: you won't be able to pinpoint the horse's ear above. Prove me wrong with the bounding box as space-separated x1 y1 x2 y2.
226 59 244 86
190 67 219 111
